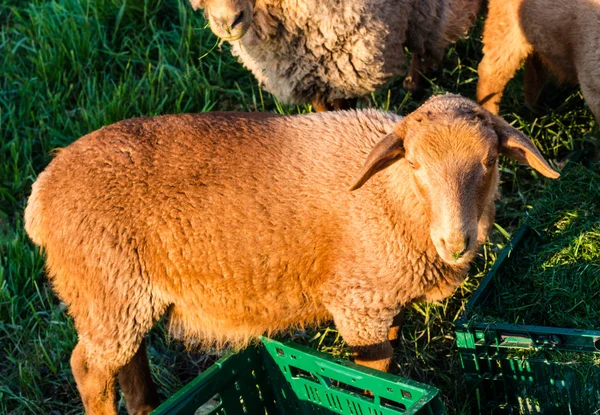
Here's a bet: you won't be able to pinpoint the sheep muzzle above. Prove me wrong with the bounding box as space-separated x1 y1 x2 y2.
203 0 254 41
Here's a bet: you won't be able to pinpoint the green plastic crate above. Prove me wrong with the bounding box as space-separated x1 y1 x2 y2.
455 226 600 414
151 337 446 414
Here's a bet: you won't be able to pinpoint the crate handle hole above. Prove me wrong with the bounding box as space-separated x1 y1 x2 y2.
322 376 374 402
381 397 407 412
196 394 222 413
594 338 600 351
290 365 320 384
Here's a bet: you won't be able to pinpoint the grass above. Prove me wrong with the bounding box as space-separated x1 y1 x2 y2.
0 0 598 414
485 162 600 330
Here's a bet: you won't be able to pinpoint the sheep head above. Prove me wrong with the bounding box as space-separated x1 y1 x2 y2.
190 0 254 41
350 94 559 265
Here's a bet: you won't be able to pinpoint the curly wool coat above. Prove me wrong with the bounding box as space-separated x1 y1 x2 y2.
25 95 559 414
194 0 479 104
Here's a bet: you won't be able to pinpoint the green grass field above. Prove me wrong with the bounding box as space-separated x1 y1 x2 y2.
1 0 598 413
486 162 600 329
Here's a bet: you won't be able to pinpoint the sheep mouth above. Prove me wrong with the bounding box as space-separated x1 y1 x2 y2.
432 237 477 266
437 248 475 266
209 24 250 42
219 32 247 41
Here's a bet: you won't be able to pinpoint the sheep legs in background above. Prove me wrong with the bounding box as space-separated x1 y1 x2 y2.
403 55 426 99
580 76 600 126
118 339 160 415
332 98 358 111
580 78 600 162
476 0 532 114
387 309 405 349
523 53 550 114
312 93 358 112
525 52 600 124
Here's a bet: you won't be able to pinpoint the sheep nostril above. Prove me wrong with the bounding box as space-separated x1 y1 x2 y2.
212 15 228 29
231 11 245 29
465 236 471 249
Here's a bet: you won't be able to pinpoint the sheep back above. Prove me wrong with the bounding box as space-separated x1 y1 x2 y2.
231 0 411 104
228 0 480 104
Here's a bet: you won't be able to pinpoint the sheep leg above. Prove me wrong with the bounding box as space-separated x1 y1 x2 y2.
579 80 600 161
70 294 157 415
334 314 395 373
118 339 160 415
476 2 532 114
332 98 358 111
312 93 333 112
351 342 394 374
524 53 549 113
403 54 426 99
312 95 358 112
71 342 119 415
387 309 405 349
580 78 600 127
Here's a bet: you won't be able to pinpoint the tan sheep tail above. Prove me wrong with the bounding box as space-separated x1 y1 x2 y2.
444 0 481 44
24 176 46 248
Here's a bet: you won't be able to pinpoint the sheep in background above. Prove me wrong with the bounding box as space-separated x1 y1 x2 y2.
25 94 558 414
477 0 600 124
189 0 481 111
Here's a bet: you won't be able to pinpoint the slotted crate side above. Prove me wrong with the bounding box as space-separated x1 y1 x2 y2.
460 353 600 414
455 226 600 414
152 338 445 415
261 337 446 415
151 346 278 415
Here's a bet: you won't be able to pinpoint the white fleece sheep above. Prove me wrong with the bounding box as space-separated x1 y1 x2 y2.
190 0 480 109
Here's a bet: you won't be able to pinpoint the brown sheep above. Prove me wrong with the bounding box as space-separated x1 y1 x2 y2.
477 0 600 124
25 94 558 414
189 0 481 111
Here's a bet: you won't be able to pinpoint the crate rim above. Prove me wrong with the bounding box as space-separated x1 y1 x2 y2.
260 336 442 396
260 336 444 415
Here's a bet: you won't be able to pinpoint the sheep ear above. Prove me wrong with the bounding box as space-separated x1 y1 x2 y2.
491 114 560 179
188 0 205 10
349 132 405 191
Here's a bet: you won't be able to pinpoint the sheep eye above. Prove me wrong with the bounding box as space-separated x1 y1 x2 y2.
485 156 497 167
407 160 416 169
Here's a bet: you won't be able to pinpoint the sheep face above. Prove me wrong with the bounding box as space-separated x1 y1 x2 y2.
350 95 559 266
404 119 498 264
197 0 254 41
